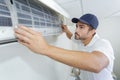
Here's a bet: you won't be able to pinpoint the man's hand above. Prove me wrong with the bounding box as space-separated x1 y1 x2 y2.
61 24 73 39
14 25 49 55
61 24 69 33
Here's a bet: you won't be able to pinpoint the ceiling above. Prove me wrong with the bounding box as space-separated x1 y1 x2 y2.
53 0 120 19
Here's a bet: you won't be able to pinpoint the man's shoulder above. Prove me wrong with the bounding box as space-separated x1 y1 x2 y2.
95 38 112 47
94 34 111 45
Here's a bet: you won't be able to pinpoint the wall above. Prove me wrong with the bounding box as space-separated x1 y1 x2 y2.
97 17 120 80
0 33 72 80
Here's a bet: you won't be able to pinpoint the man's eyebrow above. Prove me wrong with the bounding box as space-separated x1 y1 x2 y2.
78 24 86 26
76 23 86 27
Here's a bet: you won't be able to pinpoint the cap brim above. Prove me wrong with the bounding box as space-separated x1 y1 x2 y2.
72 18 79 23
72 18 90 26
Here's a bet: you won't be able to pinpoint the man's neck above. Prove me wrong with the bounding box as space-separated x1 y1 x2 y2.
82 35 94 46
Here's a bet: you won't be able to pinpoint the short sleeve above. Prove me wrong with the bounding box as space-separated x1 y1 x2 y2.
93 39 115 71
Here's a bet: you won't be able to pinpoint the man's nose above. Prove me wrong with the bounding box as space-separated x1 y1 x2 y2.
75 27 79 33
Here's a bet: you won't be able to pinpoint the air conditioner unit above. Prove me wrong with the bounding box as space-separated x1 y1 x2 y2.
0 0 68 44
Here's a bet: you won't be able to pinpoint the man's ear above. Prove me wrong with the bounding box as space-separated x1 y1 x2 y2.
91 29 96 35
88 28 96 35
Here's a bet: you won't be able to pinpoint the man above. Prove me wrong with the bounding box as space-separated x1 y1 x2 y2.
14 13 114 80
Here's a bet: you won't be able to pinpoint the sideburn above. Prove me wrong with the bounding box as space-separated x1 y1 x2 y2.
87 26 96 36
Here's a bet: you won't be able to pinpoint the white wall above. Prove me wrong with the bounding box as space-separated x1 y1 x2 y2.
97 17 120 80
0 33 72 80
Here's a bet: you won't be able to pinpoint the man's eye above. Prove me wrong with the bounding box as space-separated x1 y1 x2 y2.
80 26 84 28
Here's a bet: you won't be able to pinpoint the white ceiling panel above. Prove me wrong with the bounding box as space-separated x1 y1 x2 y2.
83 0 120 19
54 0 82 18
54 0 120 19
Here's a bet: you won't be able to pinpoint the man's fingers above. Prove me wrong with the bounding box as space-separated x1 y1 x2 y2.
18 39 30 48
18 25 36 35
14 27 34 39
15 32 31 44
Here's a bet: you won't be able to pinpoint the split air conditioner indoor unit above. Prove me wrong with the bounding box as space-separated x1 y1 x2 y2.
0 0 69 44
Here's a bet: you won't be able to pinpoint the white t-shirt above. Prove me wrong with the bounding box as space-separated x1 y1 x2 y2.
71 33 115 80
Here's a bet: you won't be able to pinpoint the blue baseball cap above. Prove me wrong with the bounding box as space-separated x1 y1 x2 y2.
72 13 99 29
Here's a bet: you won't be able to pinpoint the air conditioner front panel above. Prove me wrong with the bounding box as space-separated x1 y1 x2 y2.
0 0 63 44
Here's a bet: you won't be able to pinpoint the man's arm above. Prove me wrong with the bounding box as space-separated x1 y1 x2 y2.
14 26 109 73
61 25 73 39
45 46 109 73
